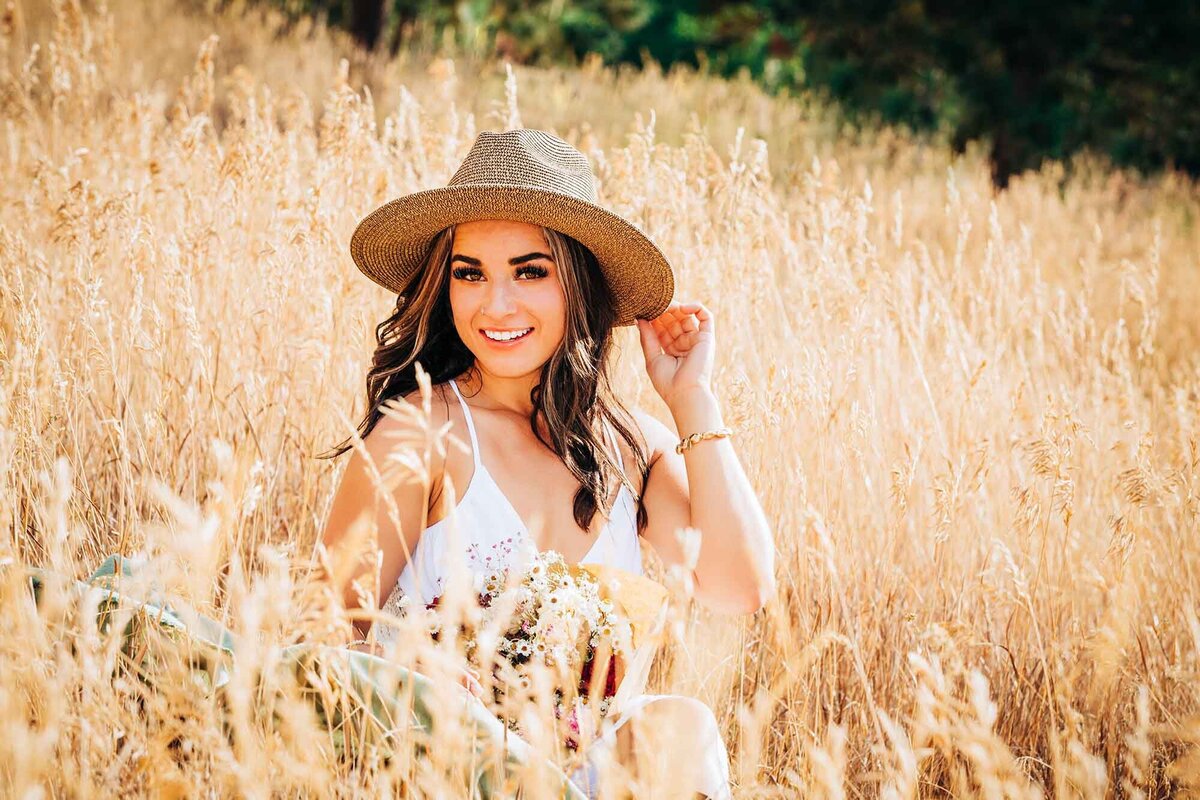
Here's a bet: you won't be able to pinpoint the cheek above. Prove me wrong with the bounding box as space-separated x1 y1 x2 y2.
449 285 474 324
531 283 566 329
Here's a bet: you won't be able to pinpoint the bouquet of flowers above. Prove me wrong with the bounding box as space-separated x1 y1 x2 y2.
396 550 668 750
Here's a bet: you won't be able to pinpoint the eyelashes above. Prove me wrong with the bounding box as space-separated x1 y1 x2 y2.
516 265 549 279
451 265 549 282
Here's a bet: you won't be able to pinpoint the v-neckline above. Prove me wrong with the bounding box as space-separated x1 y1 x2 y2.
447 377 629 568
475 458 626 568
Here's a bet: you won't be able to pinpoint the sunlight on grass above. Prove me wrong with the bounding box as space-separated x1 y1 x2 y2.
2 0 1200 796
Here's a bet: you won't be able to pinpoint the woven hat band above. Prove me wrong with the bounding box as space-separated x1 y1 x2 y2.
447 130 599 203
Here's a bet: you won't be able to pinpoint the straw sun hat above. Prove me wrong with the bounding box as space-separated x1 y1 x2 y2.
349 128 675 327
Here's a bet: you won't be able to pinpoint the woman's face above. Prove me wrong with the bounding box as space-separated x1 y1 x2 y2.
448 219 567 378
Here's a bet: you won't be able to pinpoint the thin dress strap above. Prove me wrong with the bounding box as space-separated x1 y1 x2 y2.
447 379 482 469
605 422 623 475
604 421 634 506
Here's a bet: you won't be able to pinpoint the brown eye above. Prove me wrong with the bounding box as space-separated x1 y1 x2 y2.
452 266 483 282
516 265 548 279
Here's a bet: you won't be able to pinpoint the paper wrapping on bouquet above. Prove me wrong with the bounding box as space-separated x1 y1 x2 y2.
570 563 670 716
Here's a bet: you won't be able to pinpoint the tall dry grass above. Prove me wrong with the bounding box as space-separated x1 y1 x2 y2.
3 0 1200 796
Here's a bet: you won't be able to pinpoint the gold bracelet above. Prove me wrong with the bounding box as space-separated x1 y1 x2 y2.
676 427 734 455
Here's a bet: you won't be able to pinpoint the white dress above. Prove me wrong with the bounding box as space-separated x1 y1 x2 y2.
377 379 732 799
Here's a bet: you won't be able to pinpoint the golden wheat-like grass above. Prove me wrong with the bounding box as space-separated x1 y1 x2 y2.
3 0 1200 796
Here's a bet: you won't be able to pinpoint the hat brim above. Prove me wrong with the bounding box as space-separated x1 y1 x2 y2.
349 184 675 327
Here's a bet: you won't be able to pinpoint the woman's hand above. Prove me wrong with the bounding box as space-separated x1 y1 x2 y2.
635 301 716 410
458 666 484 698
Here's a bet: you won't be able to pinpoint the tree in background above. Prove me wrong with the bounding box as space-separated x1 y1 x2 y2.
261 0 1200 187
783 0 1200 185
349 0 385 49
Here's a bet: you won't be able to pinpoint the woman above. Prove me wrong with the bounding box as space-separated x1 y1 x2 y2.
319 128 776 798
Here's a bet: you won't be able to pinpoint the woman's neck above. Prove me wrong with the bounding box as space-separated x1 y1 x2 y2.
457 365 540 418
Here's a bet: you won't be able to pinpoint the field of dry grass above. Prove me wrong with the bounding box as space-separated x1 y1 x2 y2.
3 0 1200 796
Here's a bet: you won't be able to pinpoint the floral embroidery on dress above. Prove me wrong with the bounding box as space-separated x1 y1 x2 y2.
465 534 524 572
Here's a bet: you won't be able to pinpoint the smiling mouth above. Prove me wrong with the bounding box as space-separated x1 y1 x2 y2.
481 327 533 342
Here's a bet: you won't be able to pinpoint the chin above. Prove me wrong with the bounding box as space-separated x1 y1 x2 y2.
467 341 546 373
475 357 549 379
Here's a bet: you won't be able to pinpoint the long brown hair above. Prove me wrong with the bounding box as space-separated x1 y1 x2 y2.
318 223 651 534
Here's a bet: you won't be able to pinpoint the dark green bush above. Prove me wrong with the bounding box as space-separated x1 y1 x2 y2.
260 0 1200 186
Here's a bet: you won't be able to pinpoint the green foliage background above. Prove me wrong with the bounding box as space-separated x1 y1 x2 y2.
266 0 1200 186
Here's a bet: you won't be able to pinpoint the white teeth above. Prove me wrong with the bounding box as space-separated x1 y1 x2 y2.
483 328 532 342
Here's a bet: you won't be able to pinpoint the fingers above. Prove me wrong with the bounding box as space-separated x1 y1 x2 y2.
643 301 713 356
635 318 664 365
650 302 712 333
647 316 683 357
460 667 483 698
673 301 714 334
667 313 687 340
690 302 714 334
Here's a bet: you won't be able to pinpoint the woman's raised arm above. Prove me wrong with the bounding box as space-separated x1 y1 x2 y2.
635 302 777 615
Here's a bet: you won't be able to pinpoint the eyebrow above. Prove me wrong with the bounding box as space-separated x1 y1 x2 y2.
450 251 554 267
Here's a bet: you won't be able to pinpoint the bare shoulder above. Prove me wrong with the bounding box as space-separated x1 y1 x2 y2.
626 406 677 466
359 382 454 461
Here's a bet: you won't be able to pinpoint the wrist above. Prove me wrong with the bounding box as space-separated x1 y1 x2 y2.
668 387 724 433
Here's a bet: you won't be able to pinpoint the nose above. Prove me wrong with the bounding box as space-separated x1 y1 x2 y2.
481 277 518 319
